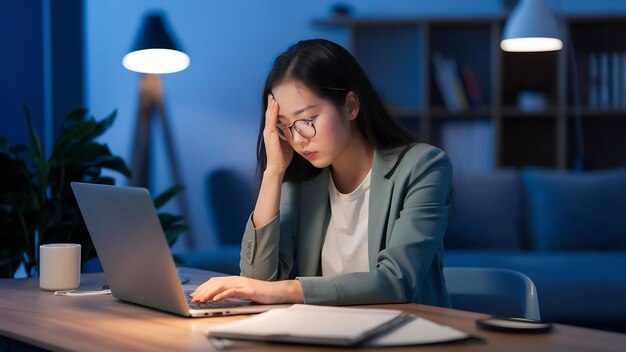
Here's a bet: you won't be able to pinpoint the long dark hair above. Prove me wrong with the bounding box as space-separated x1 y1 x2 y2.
256 39 417 183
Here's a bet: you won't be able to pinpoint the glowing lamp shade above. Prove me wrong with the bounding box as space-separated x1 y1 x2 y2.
501 0 563 52
122 13 190 74
123 49 189 74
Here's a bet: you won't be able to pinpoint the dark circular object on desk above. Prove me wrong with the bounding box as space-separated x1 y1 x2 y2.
476 317 553 333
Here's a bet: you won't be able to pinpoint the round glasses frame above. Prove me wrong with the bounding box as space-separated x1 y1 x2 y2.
276 118 317 141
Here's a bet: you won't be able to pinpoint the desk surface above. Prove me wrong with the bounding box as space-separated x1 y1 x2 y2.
1 268 625 352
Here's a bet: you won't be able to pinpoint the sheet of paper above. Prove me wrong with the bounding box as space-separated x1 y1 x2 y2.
54 289 111 297
206 304 470 347
365 316 470 346
207 304 409 346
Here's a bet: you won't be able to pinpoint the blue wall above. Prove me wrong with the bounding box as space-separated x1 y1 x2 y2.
84 0 626 252
5 1 626 252
0 0 45 147
1 0 83 153
85 0 504 252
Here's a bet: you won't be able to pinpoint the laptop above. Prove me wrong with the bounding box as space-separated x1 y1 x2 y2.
71 182 289 317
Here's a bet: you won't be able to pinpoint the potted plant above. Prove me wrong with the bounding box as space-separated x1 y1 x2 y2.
0 107 186 278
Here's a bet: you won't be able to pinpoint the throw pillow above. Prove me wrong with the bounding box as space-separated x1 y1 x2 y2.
523 167 626 250
445 169 523 250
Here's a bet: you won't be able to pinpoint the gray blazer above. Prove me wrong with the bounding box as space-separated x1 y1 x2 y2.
240 143 452 307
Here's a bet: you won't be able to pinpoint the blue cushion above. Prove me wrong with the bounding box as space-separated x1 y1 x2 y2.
206 169 254 245
445 250 626 329
445 170 523 249
523 167 626 250
175 246 241 275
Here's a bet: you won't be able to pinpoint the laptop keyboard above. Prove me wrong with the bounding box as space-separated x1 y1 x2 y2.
184 290 256 309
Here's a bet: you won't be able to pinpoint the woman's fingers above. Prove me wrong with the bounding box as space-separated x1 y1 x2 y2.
263 95 279 145
213 288 242 302
189 276 280 304
264 94 278 130
261 93 293 174
190 277 230 302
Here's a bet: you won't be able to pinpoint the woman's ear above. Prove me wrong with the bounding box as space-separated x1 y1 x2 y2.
345 91 360 120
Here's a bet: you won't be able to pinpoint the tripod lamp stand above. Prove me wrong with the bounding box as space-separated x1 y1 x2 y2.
123 12 196 248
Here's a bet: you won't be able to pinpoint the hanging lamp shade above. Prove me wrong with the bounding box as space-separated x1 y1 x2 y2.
122 12 190 74
501 0 563 52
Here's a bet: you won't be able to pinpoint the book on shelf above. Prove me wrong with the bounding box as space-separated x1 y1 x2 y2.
612 52 621 109
432 53 469 112
460 64 484 108
588 52 598 108
589 51 626 110
599 52 610 109
431 53 484 113
620 52 626 109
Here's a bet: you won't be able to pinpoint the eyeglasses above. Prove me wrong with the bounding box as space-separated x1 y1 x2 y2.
276 118 317 141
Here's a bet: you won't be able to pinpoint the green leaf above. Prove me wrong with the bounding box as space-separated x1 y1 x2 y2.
23 106 44 169
11 145 30 155
0 230 29 278
67 142 105 164
63 109 89 126
172 254 186 265
153 184 185 209
88 155 131 177
53 119 97 156
164 224 188 247
87 110 117 140
0 107 184 277
92 176 117 185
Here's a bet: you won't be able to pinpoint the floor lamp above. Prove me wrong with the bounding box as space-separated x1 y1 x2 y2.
123 12 197 248
500 0 586 170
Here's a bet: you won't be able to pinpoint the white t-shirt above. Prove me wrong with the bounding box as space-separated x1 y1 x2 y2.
321 169 371 276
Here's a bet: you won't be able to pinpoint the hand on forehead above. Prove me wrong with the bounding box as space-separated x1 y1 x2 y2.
272 81 323 121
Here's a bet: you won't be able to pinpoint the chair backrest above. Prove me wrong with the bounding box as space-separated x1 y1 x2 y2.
443 267 541 321
206 168 254 245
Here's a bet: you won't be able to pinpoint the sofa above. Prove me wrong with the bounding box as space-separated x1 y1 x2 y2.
177 168 253 275
444 167 626 333
179 166 626 333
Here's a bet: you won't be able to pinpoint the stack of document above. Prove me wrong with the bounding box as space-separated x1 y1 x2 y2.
206 304 471 347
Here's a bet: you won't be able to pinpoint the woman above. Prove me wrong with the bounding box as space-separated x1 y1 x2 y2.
191 39 452 307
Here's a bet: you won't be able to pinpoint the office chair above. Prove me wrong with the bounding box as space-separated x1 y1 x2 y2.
443 267 541 321
206 168 254 246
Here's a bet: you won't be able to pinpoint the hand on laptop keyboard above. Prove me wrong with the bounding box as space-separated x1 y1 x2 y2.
188 276 303 304
185 290 255 309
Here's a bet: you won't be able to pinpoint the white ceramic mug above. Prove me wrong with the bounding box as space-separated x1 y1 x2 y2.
39 243 81 291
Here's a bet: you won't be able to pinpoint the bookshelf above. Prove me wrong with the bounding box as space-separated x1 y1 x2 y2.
315 14 626 170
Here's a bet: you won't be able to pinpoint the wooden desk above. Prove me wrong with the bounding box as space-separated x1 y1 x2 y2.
1 268 625 351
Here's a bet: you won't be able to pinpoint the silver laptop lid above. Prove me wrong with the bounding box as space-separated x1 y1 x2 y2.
71 182 190 316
